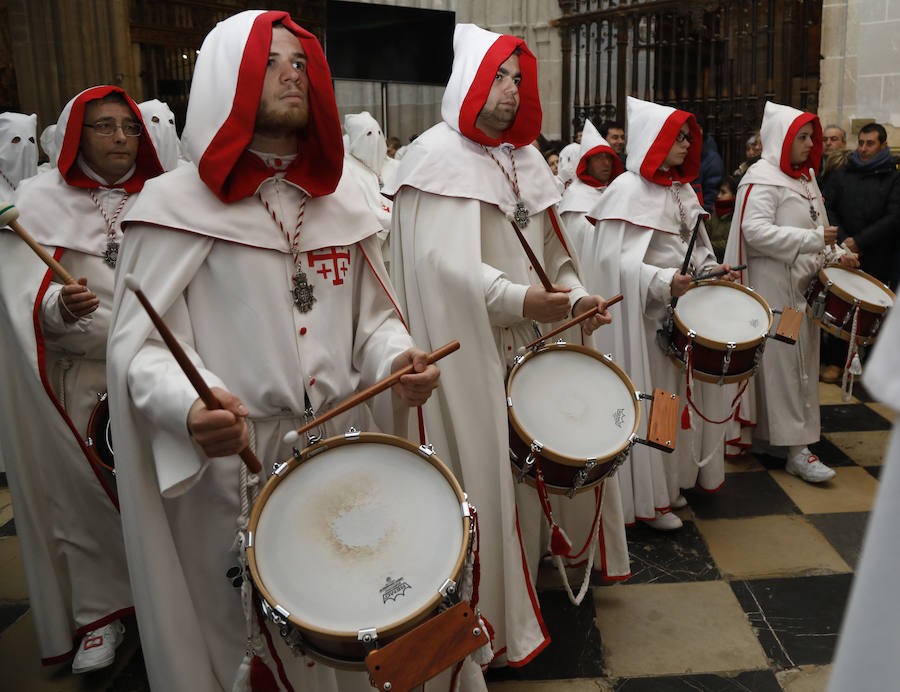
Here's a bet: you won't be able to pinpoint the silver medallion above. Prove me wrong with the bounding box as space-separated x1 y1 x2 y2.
809 206 818 224
104 239 119 268
291 268 316 313
514 199 530 228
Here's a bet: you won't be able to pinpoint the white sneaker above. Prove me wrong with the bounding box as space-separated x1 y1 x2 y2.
786 448 836 483
671 494 689 509
641 510 683 531
72 620 125 674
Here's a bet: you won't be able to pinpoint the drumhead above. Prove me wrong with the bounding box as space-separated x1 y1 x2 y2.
252 438 465 634
508 346 637 460
822 265 894 308
676 283 770 343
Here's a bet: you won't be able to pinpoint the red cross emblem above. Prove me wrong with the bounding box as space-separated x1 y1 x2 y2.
307 246 351 286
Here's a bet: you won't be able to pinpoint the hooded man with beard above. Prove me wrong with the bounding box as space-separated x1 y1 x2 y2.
106 11 449 691
0 86 163 672
385 23 630 669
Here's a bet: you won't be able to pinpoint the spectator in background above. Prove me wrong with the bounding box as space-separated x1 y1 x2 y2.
824 122 900 290
386 135 402 158
819 124 849 187
734 131 762 175
543 148 559 175
706 175 737 262
692 125 724 213
600 120 626 165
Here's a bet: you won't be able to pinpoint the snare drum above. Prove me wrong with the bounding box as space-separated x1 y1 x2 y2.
85 392 115 473
664 281 773 384
506 343 640 496
246 432 471 669
806 264 894 345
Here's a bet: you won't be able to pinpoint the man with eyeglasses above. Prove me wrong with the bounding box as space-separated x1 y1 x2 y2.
579 97 738 531
0 85 162 674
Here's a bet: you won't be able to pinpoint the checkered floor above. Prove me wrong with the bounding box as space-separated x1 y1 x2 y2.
0 381 890 691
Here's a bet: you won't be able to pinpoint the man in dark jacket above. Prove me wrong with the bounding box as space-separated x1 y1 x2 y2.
824 123 900 289
691 126 724 213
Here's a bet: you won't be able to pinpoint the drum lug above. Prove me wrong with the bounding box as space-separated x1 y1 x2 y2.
96 391 108 403
719 343 736 385
840 301 859 330
513 354 526 366
417 444 436 458
553 338 567 347
516 451 537 483
568 459 597 498
507 396 513 408
272 461 290 477
344 427 361 440
603 353 614 362
245 530 253 549
439 578 460 604
636 391 653 401
358 628 379 653
460 499 470 518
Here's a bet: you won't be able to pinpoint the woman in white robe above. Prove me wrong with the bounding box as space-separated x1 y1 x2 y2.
724 102 857 482
581 97 737 529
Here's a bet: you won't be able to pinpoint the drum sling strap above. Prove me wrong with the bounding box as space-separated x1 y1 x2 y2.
840 306 864 402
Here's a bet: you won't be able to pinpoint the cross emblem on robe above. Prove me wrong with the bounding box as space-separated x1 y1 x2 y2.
307 246 351 286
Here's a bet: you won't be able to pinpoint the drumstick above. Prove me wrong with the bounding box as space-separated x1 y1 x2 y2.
509 220 555 292
0 202 78 285
283 341 460 445
124 274 263 474
692 264 747 282
670 216 702 310
523 293 624 350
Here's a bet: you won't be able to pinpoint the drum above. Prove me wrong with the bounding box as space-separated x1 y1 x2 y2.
806 264 894 345
664 281 773 384
85 392 115 473
506 343 641 496
246 432 471 669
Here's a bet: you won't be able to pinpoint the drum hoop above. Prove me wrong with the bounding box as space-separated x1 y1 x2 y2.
85 395 115 473
506 342 641 467
819 263 895 314
673 280 773 350
246 432 471 643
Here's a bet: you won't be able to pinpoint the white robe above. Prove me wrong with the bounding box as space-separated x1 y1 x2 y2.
560 178 606 263
344 154 392 260
724 162 837 446
0 171 133 663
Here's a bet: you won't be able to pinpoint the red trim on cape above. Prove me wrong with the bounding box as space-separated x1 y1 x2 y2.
576 144 623 187
779 112 823 179
546 206 571 256
198 11 343 203
505 507 550 667
639 111 701 186
458 36 541 148
57 85 163 193
32 250 120 510
359 243 408 330
736 183 755 285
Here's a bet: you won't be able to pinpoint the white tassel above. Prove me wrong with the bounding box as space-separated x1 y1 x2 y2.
849 352 863 376
232 655 252 692
505 211 515 223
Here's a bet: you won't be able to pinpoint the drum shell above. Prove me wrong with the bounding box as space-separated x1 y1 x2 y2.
666 281 773 384
506 343 639 495
246 432 470 669
806 265 894 345
85 393 115 472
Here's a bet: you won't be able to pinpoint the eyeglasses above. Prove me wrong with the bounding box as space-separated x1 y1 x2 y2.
675 131 693 144
83 121 142 137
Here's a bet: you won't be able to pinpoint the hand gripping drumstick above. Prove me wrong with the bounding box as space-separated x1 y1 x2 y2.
523 293 624 350
124 274 263 474
0 202 78 285
692 264 747 282
282 341 460 445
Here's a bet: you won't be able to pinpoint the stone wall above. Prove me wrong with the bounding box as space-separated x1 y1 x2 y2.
819 0 900 146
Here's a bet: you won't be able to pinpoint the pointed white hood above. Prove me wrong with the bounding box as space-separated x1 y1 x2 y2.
344 111 386 176
139 99 181 172
575 119 623 187
441 23 542 148
39 124 58 167
759 101 822 179
181 10 343 203
0 112 38 190
624 96 700 186
557 141 580 185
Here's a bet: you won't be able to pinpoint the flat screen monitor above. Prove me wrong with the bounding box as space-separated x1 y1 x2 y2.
326 1 455 85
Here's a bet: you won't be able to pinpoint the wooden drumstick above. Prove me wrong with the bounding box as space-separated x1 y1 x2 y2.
523 293 624 350
283 341 460 445
124 274 263 474
0 202 77 285
509 220 555 293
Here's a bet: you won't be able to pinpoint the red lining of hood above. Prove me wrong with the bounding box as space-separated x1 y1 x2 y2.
56 86 163 193
457 35 541 147
639 111 701 186
198 11 343 203
576 144 624 187
779 112 822 179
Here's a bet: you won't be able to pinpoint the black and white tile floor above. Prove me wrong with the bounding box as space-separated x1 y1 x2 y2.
0 381 890 691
